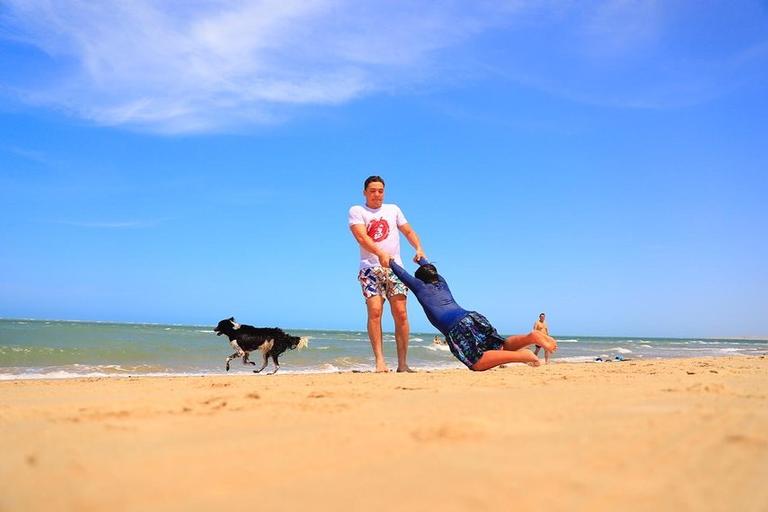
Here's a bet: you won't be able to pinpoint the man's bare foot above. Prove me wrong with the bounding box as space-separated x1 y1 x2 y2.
396 366 416 373
375 363 389 373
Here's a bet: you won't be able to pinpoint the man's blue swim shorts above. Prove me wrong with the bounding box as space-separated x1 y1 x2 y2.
445 311 505 368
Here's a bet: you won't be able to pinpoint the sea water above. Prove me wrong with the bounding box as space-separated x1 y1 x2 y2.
1 318 766 380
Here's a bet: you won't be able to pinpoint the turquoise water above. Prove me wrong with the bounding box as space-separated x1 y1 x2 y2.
1 318 766 379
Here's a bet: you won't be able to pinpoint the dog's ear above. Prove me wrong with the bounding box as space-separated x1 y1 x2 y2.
228 316 235 321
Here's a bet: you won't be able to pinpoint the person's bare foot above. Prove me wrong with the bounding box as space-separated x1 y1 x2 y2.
396 366 416 373
518 348 541 367
375 362 389 373
532 332 558 353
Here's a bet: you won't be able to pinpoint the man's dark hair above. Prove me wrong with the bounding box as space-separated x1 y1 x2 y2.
415 263 439 284
364 175 385 190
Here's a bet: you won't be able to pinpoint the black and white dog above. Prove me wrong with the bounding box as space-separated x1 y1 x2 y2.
213 317 308 375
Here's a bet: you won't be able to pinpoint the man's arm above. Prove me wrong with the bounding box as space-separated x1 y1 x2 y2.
398 223 426 263
349 224 391 267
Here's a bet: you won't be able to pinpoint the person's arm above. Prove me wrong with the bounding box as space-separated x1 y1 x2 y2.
398 223 426 263
349 224 391 268
389 259 422 292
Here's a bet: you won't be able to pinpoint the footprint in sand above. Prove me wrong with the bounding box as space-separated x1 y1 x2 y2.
411 420 490 442
201 396 229 409
724 434 767 447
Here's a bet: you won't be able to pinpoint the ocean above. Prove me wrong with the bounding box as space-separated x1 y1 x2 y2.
1 318 766 380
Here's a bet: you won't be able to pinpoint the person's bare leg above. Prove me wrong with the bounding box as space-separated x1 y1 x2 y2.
389 294 413 372
471 348 540 371
544 349 551 364
366 296 388 372
503 331 557 353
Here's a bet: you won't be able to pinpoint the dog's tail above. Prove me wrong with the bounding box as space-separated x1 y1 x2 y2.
296 337 310 350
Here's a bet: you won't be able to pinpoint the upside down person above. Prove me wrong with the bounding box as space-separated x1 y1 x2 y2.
385 256 557 371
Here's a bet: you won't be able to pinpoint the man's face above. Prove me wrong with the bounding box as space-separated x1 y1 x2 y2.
540 314 545 322
364 181 385 209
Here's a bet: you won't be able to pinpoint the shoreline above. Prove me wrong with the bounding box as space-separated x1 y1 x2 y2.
1 355 766 511
2 351 767 381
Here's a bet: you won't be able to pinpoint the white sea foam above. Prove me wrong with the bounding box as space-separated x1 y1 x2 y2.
424 344 450 352
0 370 209 380
556 356 597 363
556 339 579 343
610 347 633 354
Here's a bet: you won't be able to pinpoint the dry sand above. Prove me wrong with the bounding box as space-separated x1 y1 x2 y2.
1 356 766 512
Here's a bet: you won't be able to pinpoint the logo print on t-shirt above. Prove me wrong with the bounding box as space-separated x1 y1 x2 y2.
367 218 390 242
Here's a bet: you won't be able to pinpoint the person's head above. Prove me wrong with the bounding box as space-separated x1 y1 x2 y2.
539 313 546 321
363 175 385 209
415 263 439 284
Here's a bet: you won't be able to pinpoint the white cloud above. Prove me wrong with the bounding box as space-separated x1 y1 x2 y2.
1 1 765 132
1 0 520 133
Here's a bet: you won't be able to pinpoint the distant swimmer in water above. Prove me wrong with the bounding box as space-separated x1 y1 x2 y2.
532 312 552 364
384 257 557 371
432 335 445 345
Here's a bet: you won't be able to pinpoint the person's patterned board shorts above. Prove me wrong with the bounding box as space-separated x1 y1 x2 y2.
446 312 505 368
358 266 408 299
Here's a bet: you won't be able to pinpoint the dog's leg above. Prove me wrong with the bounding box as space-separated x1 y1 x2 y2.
225 351 241 371
226 340 246 371
242 352 256 366
267 353 280 375
253 351 269 373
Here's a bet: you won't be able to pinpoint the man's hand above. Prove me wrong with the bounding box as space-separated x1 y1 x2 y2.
413 250 426 264
378 253 392 268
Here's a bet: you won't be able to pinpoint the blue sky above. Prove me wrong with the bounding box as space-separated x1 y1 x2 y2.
1 1 766 337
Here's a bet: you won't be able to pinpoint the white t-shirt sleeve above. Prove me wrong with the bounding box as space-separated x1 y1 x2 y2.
395 205 408 227
348 206 364 226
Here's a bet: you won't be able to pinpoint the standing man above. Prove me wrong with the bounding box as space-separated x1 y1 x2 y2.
532 312 552 364
348 176 425 373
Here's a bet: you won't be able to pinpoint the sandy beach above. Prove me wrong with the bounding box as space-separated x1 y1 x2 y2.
1 356 766 512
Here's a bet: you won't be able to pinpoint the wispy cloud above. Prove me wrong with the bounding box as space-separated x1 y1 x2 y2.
0 1 520 133
1 144 54 166
1 1 765 131
476 0 768 110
